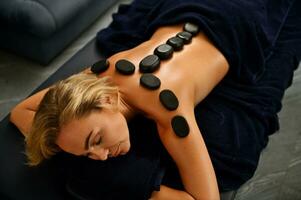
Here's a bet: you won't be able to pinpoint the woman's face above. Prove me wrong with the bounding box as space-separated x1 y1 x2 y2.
56 108 131 160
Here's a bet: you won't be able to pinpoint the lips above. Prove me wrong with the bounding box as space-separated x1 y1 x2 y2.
112 142 121 157
113 150 119 157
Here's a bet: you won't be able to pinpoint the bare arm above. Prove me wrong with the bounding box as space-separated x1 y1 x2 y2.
9 88 49 136
9 69 92 136
149 111 221 200
156 110 220 200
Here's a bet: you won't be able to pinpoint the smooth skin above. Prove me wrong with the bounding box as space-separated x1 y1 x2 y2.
10 24 229 200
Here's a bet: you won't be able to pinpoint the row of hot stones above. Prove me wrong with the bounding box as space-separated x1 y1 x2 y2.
90 22 199 138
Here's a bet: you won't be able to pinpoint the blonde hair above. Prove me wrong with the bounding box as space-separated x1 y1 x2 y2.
25 73 120 166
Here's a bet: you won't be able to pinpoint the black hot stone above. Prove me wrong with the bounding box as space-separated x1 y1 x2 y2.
139 55 160 73
183 22 199 35
115 59 135 75
140 74 161 90
159 89 179 111
167 36 184 51
154 44 173 60
91 59 109 74
176 31 193 44
171 115 190 137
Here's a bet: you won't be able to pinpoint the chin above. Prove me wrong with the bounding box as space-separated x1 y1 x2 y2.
123 141 131 154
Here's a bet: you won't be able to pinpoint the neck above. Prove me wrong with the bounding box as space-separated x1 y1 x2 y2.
119 94 135 122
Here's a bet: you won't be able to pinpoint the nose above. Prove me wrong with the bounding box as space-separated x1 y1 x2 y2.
89 147 110 160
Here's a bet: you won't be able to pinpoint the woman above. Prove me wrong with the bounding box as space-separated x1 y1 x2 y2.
9 0 300 199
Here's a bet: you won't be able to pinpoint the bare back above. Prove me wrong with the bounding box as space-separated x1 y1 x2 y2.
98 24 229 125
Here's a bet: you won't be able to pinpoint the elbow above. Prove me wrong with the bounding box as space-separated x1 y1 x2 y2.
9 106 21 131
9 105 28 136
194 192 220 200
9 103 22 124
9 106 17 124
209 193 220 200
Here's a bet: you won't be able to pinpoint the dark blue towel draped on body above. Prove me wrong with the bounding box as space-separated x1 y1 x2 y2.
66 0 301 199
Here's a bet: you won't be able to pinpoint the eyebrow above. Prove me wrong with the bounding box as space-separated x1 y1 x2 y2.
84 131 93 150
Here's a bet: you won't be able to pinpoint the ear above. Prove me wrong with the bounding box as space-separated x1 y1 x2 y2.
102 96 112 105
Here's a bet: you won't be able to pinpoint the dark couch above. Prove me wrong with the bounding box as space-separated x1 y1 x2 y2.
0 0 119 64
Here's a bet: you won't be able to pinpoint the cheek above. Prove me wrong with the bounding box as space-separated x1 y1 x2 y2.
114 115 129 135
104 114 129 143
120 117 129 137
121 140 131 154
115 123 128 139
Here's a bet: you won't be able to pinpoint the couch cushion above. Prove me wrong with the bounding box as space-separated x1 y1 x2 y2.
0 0 120 64
0 0 95 38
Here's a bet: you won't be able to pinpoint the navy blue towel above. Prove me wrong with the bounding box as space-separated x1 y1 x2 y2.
97 0 299 84
66 0 301 199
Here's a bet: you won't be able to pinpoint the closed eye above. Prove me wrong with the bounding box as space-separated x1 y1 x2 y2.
93 133 103 146
95 136 102 145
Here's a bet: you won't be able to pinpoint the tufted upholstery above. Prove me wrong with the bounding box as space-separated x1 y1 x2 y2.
0 0 120 64
0 0 96 38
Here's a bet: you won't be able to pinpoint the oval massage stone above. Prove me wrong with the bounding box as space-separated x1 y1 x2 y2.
176 31 193 44
159 89 179 111
91 59 109 74
154 44 174 60
167 36 184 51
184 22 199 36
139 55 160 73
140 74 161 90
115 59 135 75
171 115 190 137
